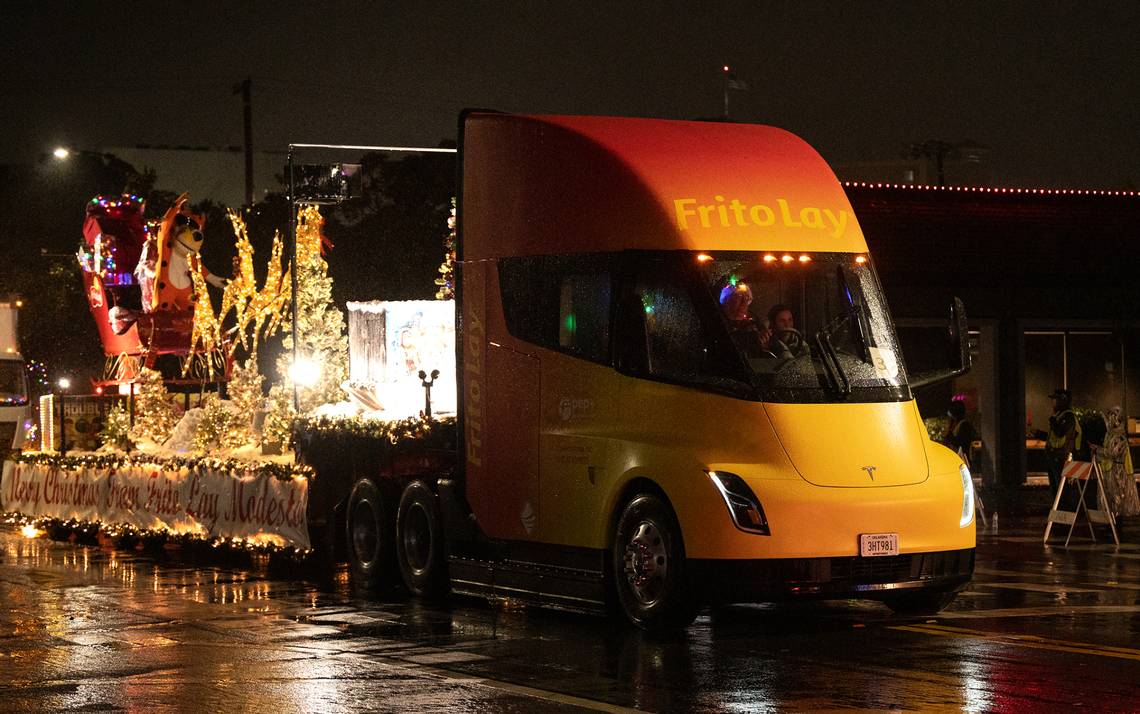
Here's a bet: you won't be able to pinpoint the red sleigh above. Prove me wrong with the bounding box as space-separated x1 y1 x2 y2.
80 195 230 387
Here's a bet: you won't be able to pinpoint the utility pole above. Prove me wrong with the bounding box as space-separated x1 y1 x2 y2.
722 65 731 120
721 65 747 121
236 78 254 207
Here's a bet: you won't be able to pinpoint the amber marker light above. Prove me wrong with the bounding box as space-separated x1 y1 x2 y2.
781 254 794 263
763 254 777 263
798 254 812 263
696 253 713 263
855 255 868 265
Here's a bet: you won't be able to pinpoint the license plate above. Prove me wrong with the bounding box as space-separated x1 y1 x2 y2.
859 533 899 557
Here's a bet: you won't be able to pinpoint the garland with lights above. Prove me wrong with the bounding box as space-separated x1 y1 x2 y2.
14 449 313 482
3 512 311 556
295 414 457 446
842 181 1140 197
26 360 49 390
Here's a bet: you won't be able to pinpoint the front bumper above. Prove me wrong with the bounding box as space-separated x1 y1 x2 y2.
689 547 974 604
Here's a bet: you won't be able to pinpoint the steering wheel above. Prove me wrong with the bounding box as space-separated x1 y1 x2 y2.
773 327 803 342
772 328 804 351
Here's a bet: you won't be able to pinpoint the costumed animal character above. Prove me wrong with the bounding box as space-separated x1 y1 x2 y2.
151 192 225 313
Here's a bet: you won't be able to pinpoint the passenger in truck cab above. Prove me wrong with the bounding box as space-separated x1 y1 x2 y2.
715 279 770 353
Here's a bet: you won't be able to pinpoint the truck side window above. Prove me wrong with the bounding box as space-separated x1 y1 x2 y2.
558 272 611 362
619 267 737 385
639 281 703 378
498 254 613 365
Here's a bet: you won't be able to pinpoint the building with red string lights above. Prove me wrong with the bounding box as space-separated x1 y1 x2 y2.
844 182 1140 488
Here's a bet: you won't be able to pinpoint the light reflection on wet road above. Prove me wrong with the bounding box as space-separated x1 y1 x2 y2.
3 515 1140 712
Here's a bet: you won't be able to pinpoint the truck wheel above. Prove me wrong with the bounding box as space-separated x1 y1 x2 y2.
396 480 449 599
885 590 958 615
346 478 396 591
612 494 699 630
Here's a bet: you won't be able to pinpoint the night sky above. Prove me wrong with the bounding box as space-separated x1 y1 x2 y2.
3 1 1137 188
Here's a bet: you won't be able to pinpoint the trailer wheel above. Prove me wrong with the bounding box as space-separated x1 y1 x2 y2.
346 478 396 591
396 480 449 599
884 590 958 615
612 494 699 630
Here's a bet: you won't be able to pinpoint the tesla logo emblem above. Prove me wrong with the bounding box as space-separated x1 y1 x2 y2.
862 466 877 480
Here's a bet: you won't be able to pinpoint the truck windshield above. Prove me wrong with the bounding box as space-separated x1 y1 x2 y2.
698 251 908 402
0 360 29 406
618 251 908 403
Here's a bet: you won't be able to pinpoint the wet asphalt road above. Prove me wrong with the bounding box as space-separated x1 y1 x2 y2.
3 509 1140 713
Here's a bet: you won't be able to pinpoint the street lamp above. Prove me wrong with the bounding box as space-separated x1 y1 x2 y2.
52 147 71 160
57 377 71 391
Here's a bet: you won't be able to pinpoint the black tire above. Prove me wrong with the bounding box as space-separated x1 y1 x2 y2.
612 494 699 630
884 589 958 615
396 480 449 599
345 478 397 591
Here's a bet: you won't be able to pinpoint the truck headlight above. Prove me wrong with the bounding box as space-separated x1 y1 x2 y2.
707 471 770 535
959 463 975 528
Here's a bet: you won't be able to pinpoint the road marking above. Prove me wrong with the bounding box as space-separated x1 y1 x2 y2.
973 581 1100 593
891 622 1140 662
283 639 644 713
383 656 642 711
935 604 1140 619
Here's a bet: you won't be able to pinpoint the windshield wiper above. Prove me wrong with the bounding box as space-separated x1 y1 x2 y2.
814 330 851 396
837 266 875 363
813 312 852 396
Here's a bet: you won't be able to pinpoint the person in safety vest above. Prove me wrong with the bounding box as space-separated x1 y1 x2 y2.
941 399 977 465
1045 388 1081 497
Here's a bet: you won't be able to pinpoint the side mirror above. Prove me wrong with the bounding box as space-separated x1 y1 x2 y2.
908 296 972 390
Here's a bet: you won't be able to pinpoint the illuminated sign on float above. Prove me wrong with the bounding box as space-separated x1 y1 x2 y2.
346 300 456 418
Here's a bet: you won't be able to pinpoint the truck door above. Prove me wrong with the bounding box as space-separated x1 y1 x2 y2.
538 260 619 548
462 259 542 542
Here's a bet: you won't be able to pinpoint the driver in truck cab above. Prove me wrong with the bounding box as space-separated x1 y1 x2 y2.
764 303 810 357
719 284 808 359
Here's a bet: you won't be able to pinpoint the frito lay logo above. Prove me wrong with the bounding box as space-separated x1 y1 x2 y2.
674 196 849 238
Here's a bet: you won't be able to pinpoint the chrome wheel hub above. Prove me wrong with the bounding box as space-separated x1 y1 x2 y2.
622 520 667 606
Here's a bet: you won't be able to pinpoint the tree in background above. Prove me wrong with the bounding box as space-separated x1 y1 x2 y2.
435 199 456 300
324 149 456 304
0 155 154 388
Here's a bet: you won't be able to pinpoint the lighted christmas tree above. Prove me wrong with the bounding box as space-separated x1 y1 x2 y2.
275 205 348 415
228 359 264 444
262 382 295 452
192 395 247 452
100 404 134 451
129 367 180 446
434 199 456 300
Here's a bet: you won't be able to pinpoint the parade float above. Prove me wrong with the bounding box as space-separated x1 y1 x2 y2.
1 195 352 553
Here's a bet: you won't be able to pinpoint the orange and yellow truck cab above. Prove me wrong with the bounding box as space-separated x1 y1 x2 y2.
316 112 975 631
